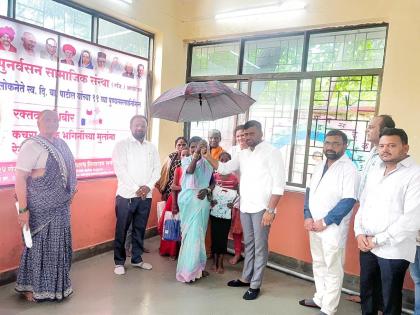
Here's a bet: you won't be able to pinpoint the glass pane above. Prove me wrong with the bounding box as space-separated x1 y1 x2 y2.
0 0 8 16
191 42 240 76
189 82 238 151
243 35 304 74
306 75 378 183
307 27 386 71
290 79 311 185
249 80 298 181
98 19 149 58
16 0 92 41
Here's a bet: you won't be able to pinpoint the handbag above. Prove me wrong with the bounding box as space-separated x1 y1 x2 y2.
162 212 181 241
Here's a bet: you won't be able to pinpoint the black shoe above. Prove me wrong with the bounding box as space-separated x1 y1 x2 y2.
227 279 250 287
243 288 260 300
298 298 320 309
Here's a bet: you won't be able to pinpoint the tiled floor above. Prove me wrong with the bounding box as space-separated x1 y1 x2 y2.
0 237 361 315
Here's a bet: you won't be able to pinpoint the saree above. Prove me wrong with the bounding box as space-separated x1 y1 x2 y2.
15 136 77 301
176 157 213 282
156 152 181 200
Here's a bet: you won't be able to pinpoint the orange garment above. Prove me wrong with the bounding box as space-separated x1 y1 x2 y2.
210 146 224 160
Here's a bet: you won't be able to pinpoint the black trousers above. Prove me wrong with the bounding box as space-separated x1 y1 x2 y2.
114 196 152 265
360 250 409 315
210 216 231 254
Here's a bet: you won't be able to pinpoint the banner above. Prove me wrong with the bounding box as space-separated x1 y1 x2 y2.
0 18 148 186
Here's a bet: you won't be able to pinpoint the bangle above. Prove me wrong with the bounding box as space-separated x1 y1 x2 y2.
19 206 28 214
207 187 212 193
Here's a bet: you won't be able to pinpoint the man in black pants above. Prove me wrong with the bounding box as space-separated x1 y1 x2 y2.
354 128 420 314
112 115 160 275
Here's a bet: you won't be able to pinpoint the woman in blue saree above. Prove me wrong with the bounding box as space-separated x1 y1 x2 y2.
176 137 213 283
15 110 77 301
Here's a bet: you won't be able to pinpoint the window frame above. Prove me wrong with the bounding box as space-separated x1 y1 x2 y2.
186 23 388 189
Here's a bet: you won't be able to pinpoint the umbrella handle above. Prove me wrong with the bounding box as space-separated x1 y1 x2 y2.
199 93 202 106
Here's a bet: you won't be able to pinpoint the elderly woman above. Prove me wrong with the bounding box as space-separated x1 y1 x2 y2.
78 50 94 69
15 110 77 301
176 137 213 283
156 136 187 258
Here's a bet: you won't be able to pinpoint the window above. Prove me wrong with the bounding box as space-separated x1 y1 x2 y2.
307 75 378 182
290 80 311 184
191 42 240 76
243 35 304 74
16 0 92 41
249 80 298 176
187 25 387 188
0 0 7 16
307 27 387 71
98 19 149 58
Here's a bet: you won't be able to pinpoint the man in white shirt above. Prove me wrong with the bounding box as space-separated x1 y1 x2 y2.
112 115 160 275
354 128 420 314
299 130 359 315
358 114 395 198
204 120 285 300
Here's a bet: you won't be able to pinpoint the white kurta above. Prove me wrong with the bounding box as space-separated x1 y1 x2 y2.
308 154 358 315
309 154 359 248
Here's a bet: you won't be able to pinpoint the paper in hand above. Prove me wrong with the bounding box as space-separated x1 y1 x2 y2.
15 202 33 248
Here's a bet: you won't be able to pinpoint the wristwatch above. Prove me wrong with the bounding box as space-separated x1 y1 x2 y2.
266 207 276 214
19 206 28 214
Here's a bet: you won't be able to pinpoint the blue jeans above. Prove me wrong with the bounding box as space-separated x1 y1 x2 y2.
410 246 420 315
114 196 152 265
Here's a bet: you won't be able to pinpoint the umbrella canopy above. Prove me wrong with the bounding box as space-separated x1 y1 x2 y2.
150 81 255 122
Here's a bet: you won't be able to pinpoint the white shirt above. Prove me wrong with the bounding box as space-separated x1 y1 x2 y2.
112 136 161 199
358 147 380 199
16 139 48 171
309 154 359 248
217 141 285 213
354 156 420 262
229 145 241 159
